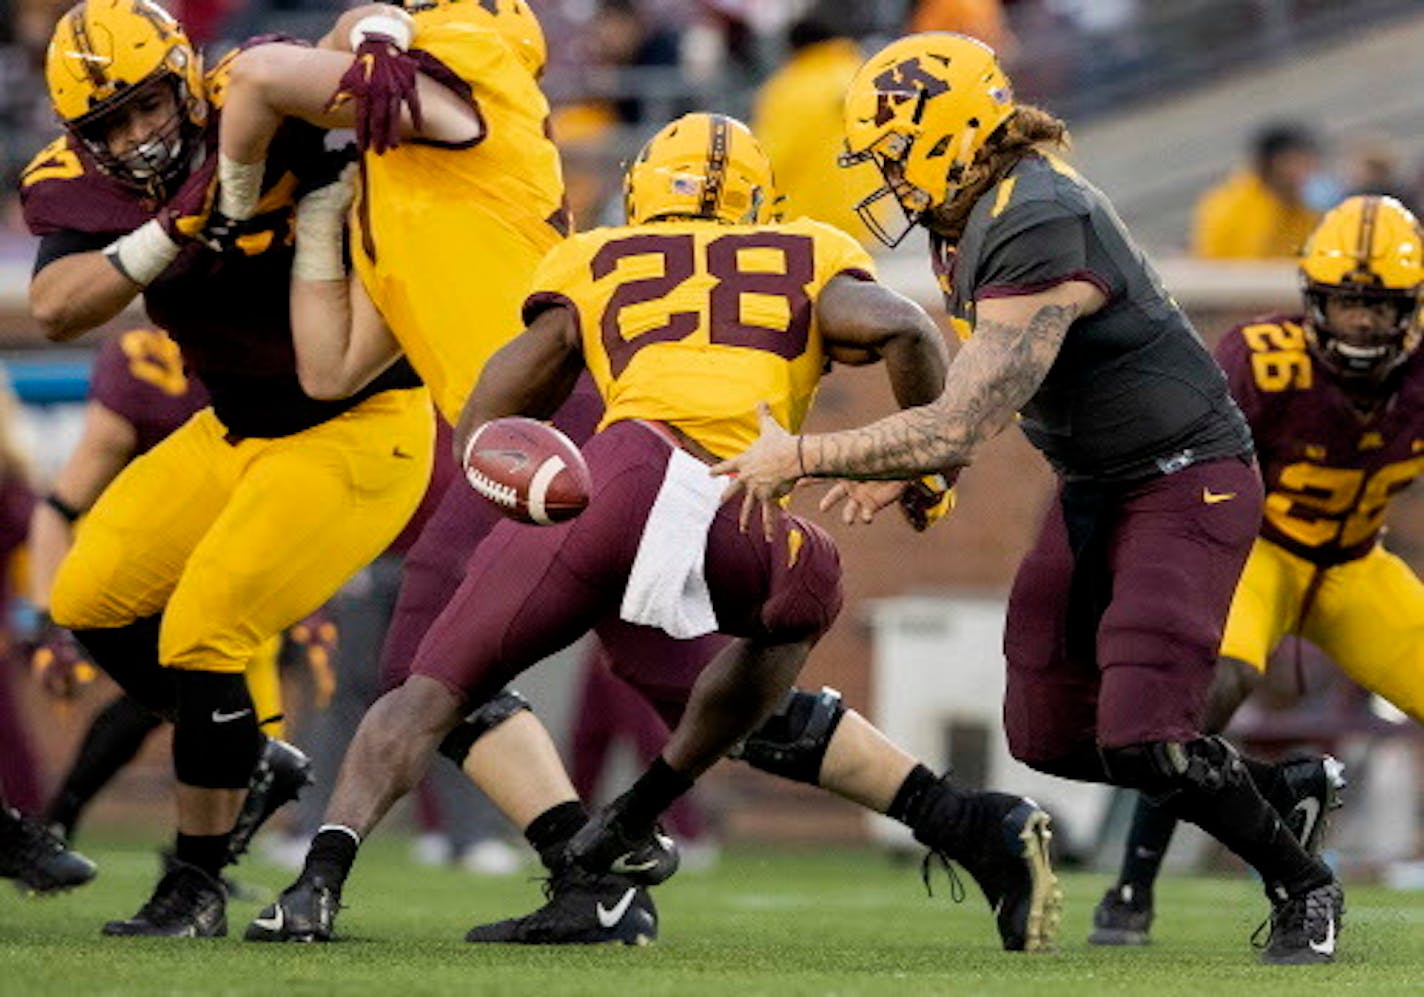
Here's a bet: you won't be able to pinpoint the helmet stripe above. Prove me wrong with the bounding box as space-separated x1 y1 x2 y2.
699 114 730 220
1356 195 1379 277
68 6 109 90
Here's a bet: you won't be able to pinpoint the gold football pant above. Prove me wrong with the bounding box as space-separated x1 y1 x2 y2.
1221 537 1424 721
245 635 284 738
51 388 433 675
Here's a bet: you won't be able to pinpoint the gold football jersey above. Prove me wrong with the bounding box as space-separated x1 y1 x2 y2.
527 217 875 458
351 1 568 422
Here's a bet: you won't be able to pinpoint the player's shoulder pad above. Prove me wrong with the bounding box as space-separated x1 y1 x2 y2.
19 135 141 237
778 216 877 278
206 35 311 109
981 157 1090 233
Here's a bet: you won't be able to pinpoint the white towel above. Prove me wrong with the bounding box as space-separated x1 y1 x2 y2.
620 446 725 638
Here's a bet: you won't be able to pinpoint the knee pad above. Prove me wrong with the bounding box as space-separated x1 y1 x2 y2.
1102 735 1247 805
173 670 262 789
730 686 845 786
437 689 531 767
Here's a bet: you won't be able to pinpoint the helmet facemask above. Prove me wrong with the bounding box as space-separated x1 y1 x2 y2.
68 71 198 196
1304 279 1422 382
839 132 933 248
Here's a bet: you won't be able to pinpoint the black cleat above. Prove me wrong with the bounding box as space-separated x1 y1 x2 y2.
0 808 97 896
102 861 226 937
244 876 341 943
919 791 1062 952
1257 880 1344 965
1088 883 1154 945
227 738 313 864
465 860 656 945
566 805 679 887
1275 756 1345 858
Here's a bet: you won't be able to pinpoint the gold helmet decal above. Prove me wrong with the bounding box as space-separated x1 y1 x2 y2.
1300 195 1424 379
624 113 777 227
841 33 1015 246
45 0 205 189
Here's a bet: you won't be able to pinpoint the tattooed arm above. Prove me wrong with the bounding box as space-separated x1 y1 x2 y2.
714 281 1104 507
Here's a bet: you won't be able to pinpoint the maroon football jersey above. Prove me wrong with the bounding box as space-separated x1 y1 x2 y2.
21 101 419 439
88 330 208 456
1217 314 1424 565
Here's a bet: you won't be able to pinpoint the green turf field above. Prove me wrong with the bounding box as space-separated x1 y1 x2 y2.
3 838 1422 995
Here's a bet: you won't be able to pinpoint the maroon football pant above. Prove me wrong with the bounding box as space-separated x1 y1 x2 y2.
1003 457 1263 763
378 379 604 690
410 420 842 709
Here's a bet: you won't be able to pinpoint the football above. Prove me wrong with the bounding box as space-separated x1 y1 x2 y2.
462 417 592 525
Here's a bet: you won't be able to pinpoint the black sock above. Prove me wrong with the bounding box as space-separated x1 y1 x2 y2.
47 695 161 839
303 826 361 891
524 801 589 870
887 764 943 826
175 832 231 880
1116 794 1177 903
616 757 694 833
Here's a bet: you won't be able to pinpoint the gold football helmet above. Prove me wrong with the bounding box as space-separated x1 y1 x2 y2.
1300 195 1424 379
45 0 205 190
840 32 1016 246
624 113 777 227
405 0 547 78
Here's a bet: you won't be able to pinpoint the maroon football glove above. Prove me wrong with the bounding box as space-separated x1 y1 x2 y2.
28 615 96 700
898 470 961 532
327 36 424 155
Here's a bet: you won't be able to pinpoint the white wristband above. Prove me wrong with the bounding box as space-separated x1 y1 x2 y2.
218 154 264 221
293 167 356 282
349 12 413 51
104 219 180 287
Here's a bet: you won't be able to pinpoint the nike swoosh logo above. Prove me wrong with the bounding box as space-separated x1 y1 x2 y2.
1291 797 1321 847
392 446 414 459
1309 912 1336 956
211 708 253 724
609 854 660 875
1202 488 1237 504
252 906 284 933
596 888 637 929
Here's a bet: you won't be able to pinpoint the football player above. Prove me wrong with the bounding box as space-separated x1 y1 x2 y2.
219 8 1060 949
1092 194 1424 945
716 33 1344 965
23 0 435 936
31 329 310 857
246 111 1061 952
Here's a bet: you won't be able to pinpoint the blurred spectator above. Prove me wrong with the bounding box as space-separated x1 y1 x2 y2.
0 368 39 811
751 8 876 245
909 0 1015 56
591 0 683 125
1343 133 1419 215
1191 121 1326 260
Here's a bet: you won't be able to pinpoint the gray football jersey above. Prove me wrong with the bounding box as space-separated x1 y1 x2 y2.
931 153 1252 481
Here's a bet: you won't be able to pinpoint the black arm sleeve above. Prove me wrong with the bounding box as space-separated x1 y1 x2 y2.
33 229 120 276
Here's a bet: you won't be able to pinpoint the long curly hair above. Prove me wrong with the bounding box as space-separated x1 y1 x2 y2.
924 104 1071 241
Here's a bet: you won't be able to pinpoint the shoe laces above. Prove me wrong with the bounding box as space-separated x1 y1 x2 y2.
919 850 967 904
13 815 68 865
136 868 214 923
1251 889 1308 950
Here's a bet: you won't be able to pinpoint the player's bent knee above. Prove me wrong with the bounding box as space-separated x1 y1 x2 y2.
173 670 261 789
730 686 844 785
437 689 532 766
1101 735 1246 804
